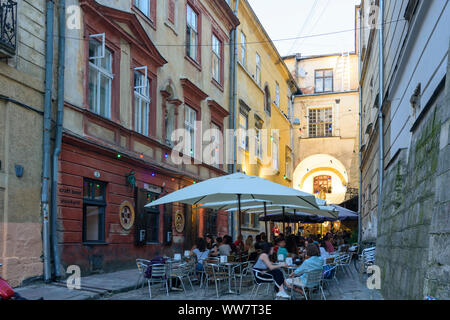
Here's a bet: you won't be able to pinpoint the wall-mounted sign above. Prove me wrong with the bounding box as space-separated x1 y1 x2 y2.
174 210 185 233
119 201 135 231
144 183 162 194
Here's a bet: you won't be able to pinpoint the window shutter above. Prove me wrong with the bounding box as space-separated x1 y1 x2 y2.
168 0 175 24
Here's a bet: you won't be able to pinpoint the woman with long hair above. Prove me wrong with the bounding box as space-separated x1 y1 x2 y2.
252 242 290 299
190 238 210 271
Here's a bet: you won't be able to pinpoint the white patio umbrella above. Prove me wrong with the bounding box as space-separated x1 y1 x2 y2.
145 172 319 236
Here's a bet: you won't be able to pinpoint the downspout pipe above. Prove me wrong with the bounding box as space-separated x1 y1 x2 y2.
227 28 235 237
51 0 66 278
357 8 363 245
377 0 384 232
41 0 55 283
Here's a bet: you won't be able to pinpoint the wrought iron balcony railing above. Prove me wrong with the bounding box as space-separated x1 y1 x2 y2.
0 0 17 57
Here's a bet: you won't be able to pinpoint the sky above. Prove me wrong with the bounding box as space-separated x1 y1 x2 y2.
247 0 361 57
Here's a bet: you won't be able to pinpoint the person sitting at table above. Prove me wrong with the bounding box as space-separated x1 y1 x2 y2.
218 236 232 256
252 242 290 299
324 234 335 253
245 235 257 261
224 235 237 253
190 238 210 271
286 235 299 258
254 234 264 250
318 240 329 259
287 243 324 293
206 234 218 257
275 237 288 261
234 234 245 252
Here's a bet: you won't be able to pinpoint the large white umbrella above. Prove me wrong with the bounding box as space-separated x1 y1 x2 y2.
145 172 319 235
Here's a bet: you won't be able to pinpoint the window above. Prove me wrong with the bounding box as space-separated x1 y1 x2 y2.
186 4 198 61
255 127 262 160
145 192 160 243
272 136 279 171
134 0 150 17
264 85 271 115
88 34 113 119
212 34 221 83
239 112 248 150
255 53 261 86
165 104 175 146
83 180 106 243
243 212 259 229
240 32 246 66
204 209 218 236
275 82 280 107
315 69 333 93
313 175 332 194
134 68 150 136
185 105 197 155
308 107 333 138
211 122 221 167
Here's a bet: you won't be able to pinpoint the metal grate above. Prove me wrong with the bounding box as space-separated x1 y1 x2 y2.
0 0 17 56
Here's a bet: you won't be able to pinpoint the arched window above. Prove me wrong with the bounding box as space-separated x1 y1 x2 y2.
313 175 332 194
264 85 271 115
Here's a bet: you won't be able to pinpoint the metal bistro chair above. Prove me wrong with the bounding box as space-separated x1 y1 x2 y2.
231 261 253 294
250 268 275 299
147 263 169 299
202 262 229 298
199 257 220 288
169 262 195 296
290 269 326 300
135 259 152 290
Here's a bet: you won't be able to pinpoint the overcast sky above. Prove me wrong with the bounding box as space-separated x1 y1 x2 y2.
247 0 361 57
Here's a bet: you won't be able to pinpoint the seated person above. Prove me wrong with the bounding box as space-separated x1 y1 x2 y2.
286 243 324 290
252 242 290 299
218 236 232 256
190 238 210 271
318 240 330 259
275 237 288 261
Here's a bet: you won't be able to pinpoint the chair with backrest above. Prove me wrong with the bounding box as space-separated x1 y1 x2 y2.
202 261 229 298
169 262 194 296
250 268 275 299
290 268 326 300
146 263 169 299
232 261 252 294
135 259 152 290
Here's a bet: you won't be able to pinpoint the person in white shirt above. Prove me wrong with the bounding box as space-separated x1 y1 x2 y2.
319 240 330 259
190 238 210 271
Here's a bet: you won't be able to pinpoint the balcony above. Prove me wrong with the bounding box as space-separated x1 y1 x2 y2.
0 0 17 58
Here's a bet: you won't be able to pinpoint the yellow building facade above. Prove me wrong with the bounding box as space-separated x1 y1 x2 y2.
284 52 360 206
229 0 298 237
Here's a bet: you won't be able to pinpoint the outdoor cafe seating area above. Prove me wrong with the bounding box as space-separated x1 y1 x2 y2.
136 172 374 300
134 234 376 300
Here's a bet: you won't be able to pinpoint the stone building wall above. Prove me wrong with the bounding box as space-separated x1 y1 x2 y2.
376 59 449 300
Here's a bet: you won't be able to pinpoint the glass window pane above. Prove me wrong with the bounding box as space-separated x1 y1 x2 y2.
315 70 323 77
324 70 333 77
325 78 333 91
99 75 111 118
315 79 323 92
85 206 102 241
88 67 98 112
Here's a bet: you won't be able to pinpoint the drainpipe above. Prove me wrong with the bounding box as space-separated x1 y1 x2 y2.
50 0 66 278
41 0 55 282
357 8 362 245
377 0 385 233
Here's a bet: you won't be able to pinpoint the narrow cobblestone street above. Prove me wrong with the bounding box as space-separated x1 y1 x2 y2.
103 263 383 300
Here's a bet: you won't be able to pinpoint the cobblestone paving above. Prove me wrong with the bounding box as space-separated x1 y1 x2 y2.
103 264 383 301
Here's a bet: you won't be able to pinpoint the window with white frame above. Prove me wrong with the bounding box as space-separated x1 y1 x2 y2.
272 136 279 171
255 127 262 160
134 0 151 17
255 53 261 86
186 5 198 61
134 67 150 136
211 122 221 167
88 34 113 119
240 32 246 66
185 105 196 155
212 34 221 83
239 112 248 150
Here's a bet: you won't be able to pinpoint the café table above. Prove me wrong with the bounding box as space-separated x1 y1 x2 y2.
218 261 240 294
